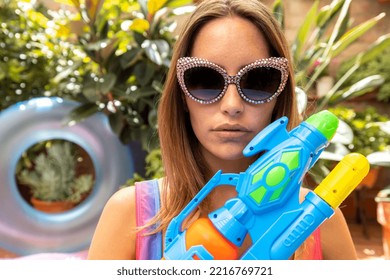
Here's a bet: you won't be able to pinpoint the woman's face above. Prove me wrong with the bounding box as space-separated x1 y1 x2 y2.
186 16 278 172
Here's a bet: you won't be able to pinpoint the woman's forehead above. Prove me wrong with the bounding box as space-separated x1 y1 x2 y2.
189 16 271 72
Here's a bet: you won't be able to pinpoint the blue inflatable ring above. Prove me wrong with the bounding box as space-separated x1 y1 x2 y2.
0 97 134 255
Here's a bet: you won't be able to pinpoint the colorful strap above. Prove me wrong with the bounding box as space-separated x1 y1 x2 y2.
296 228 323 260
311 228 323 260
135 179 162 260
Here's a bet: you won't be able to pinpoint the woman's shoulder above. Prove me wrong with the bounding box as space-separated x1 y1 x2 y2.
87 186 137 259
108 185 136 208
107 178 164 210
88 178 164 259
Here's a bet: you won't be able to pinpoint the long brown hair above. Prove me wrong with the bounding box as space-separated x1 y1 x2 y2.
155 0 300 233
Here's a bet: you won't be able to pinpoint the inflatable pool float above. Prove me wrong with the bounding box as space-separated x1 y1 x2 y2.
0 97 135 255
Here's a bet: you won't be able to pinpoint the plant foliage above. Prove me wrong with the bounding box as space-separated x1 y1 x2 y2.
0 0 194 152
0 0 86 110
336 43 390 102
17 140 94 203
57 0 194 151
328 106 390 156
272 0 390 112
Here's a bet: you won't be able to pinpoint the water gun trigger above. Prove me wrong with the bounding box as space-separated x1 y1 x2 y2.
243 117 289 157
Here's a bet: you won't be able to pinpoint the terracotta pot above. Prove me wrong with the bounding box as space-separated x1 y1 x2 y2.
30 197 74 213
359 166 381 189
376 188 390 259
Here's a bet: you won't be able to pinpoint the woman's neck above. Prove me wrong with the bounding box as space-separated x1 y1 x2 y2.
204 153 256 176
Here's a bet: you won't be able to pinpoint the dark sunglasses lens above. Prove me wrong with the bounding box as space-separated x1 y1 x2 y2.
240 67 282 101
184 67 225 101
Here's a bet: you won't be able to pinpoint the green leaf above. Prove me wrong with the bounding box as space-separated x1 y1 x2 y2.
295 86 308 115
100 73 117 94
152 80 164 93
63 103 100 126
292 0 319 61
26 9 49 27
380 121 390 134
130 18 150 34
83 39 112 51
316 0 344 29
96 18 110 39
83 88 100 103
330 75 385 104
137 0 148 17
272 0 284 29
320 0 351 60
171 5 196 16
166 0 193 8
147 0 168 16
134 61 156 86
148 108 158 127
83 76 101 102
331 13 386 58
332 119 354 145
321 143 350 161
119 48 143 69
69 0 81 8
0 65 5 80
303 56 331 93
52 61 82 84
313 1 343 43
133 32 147 47
141 39 170 65
357 33 390 65
108 112 124 135
367 151 390 167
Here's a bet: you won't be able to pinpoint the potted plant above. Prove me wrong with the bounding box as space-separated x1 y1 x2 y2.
336 44 390 102
271 0 390 113
16 140 94 213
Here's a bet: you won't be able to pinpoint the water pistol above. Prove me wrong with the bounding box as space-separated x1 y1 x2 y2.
162 110 370 260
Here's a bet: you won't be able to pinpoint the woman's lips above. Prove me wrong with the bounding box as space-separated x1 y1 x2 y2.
212 124 251 139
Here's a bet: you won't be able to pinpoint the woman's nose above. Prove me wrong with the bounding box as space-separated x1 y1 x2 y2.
219 84 244 116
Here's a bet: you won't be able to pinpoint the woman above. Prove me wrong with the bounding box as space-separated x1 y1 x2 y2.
87 0 357 260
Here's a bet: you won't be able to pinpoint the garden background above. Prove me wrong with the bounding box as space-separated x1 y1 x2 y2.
0 0 389 259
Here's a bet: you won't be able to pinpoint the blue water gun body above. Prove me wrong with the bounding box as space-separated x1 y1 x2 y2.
163 111 369 260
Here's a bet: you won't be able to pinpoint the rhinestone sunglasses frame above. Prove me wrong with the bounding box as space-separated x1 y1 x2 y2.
176 56 289 104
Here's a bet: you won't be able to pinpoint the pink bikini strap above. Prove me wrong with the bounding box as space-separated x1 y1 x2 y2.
311 228 323 260
135 179 162 260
